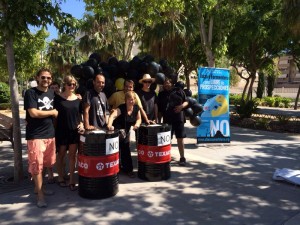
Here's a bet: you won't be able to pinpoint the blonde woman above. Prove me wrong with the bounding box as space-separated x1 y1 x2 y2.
54 75 84 191
107 91 141 178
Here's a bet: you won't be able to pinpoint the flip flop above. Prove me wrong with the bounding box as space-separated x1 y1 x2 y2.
57 180 68 187
69 184 78 191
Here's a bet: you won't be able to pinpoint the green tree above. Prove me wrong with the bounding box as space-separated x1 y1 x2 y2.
47 34 79 78
0 29 48 84
0 0 77 183
143 0 233 88
256 72 265 98
227 0 283 101
82 0 184 60
281 0 300 109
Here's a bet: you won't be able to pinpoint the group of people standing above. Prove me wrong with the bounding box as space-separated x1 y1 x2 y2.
24 68 189 208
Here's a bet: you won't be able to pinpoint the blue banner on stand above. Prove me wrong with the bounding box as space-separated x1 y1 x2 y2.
197 67 230 144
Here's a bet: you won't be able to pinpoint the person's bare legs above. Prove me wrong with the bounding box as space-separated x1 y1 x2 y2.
177 138 184 158
33 172 46 207
57 145 67 184
47 167 54 182
177 138 186 166
68 143 78 189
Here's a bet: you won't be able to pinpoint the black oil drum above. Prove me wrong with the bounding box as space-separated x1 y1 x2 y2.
78 130 119 199
136 124 171 181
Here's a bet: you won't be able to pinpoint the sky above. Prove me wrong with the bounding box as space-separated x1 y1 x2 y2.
30 0 86 41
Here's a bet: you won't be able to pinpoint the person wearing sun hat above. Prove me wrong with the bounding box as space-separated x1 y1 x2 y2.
138 73 156 84
136 74 158 124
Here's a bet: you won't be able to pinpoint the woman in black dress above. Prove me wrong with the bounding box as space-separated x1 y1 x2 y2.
107 91 141 178
54 75 84 190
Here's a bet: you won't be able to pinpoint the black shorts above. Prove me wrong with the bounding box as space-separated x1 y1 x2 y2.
170 122 186 139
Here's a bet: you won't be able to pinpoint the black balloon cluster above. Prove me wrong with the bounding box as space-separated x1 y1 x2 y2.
70 53 180 98
184 94 203 127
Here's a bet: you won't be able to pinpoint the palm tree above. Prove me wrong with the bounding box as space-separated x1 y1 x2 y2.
47 34 78 78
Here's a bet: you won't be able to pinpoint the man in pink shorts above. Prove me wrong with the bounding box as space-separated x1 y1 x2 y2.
24 68 58 208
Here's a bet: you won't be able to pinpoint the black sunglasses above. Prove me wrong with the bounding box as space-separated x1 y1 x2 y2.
143 80 152 84
41 76 52 80
67 83 76 87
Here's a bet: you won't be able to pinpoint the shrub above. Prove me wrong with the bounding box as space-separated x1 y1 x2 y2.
229 94 242 105
0 103 11 110
0 82 10 104
281 97 292 108
263 96 275 107
276 115 291 124
234 99 259 119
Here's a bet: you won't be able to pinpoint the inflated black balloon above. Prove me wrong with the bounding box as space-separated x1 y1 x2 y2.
82 66 95 80
106 65 118 78
103 77 115 98
118 60 130 74
129 56 142 69
76 84 87 98
187 96 197 107
143 54 154 63
169 73 178 84
159 59 168 69
183 88 192 97
147 61 159 76
94 67 103 75
127 69 139 80
175 81 185 90
86 78 94 90
155 72 165 85
137 61 148 74
70 64 83 78
89 52 101 64
190 115 201 127
184 107 194 118
86 58 98 70
157 63 163 72
192 103 203 115
163 66 175 76
108 56 118 66
99 61 109 70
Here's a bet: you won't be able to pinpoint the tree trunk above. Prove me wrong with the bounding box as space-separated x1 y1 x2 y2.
184 68 190 90
246 74 256 101
5 37 24 183
294 83 300 110
197 6 215 67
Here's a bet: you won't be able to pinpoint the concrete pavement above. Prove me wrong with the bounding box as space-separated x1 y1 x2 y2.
1 118 300 224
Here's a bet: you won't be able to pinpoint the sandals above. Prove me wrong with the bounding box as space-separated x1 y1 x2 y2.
69 184 78 191
57 180 68 187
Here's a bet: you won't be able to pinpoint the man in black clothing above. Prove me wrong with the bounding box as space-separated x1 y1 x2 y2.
158 78 189 166
82 73 109 130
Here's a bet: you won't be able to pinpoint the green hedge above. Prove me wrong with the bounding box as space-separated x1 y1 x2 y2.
229 94 293 108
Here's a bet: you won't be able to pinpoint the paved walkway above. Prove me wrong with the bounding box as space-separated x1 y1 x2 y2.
1 113 300 224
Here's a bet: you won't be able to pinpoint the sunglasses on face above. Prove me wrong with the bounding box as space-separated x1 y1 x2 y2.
41 76 52 80
143 80 152 84
67 83 76 87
